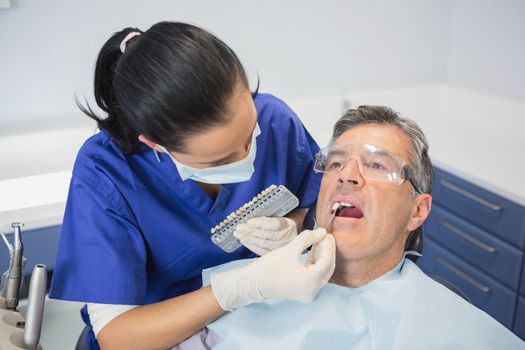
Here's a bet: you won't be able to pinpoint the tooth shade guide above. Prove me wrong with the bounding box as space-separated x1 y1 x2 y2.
210 184 299 252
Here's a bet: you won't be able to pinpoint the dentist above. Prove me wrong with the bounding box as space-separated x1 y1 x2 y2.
49 21 335 350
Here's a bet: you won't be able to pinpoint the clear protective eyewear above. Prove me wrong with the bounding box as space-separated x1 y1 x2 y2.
314 143 424 193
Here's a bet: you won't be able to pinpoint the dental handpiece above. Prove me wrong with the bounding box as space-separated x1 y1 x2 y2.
5 222 23 310
24 264 47 350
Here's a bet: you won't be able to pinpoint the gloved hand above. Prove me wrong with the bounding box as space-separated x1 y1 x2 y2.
211 228 336 311
234 216 297 256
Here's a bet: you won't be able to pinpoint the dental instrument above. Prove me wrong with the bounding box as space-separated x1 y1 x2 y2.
314 202 341 231
5 223 23 310
325 202 341 230
24 264 47 349
0 223 45 350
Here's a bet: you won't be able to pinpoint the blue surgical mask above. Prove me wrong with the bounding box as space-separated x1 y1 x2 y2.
159 123 260 184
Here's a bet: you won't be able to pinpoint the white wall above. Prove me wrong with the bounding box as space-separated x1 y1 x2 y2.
446 0 525 101
1 0 524 181
0 0 453 125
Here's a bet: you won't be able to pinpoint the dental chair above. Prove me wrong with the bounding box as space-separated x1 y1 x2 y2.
75 326 89 350
302 202 470 302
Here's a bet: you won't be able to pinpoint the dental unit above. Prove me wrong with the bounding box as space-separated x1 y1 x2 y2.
1 223 46 349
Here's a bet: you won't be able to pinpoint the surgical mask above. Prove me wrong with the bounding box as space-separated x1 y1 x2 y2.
159 123 260 184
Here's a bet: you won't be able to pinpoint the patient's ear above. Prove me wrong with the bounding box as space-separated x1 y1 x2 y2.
406 194 432 232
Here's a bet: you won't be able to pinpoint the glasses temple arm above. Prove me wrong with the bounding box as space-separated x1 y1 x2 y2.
404 166 425 194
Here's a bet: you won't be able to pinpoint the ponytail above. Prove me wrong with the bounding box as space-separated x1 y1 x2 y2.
77 27 143 154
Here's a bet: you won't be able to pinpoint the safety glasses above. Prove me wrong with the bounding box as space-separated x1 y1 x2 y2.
314 143 424 194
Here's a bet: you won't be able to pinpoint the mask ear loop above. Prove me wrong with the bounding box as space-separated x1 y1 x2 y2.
153 145 168 163
153 149 162 162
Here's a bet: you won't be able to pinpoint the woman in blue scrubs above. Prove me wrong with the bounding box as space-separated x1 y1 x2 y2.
49 21 334 349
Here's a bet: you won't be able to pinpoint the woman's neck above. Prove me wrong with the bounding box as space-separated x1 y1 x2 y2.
196 182 221 200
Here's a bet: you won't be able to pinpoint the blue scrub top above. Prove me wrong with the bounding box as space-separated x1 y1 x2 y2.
49 93 322 307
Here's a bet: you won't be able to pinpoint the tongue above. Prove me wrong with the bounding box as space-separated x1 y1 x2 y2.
338 207 363 219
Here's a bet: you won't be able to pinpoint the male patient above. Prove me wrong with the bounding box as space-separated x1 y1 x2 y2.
181 105 524 349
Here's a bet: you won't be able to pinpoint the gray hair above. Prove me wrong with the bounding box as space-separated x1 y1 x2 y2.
331 105 433 194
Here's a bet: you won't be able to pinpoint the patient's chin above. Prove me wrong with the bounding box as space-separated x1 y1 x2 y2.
331 228 369 252
334 241 369 263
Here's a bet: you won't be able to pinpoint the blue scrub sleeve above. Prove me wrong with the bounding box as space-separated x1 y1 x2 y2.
254 94 321 211
297 129 322 208
286 120 322 210
50 175 148 304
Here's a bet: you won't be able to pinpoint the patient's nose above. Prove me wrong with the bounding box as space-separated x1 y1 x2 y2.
338 158 364 187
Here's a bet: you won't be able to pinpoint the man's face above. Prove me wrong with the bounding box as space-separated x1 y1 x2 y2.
316 124 430 268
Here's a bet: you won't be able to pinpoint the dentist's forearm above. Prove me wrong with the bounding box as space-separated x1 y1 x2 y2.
97 286 225 350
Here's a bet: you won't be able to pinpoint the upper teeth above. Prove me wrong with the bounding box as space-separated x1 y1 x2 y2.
340 202 355 208
331 201 355 213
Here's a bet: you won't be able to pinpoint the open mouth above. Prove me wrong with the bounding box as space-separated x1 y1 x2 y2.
332 201 364 219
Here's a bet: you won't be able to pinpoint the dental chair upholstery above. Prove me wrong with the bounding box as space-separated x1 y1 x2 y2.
75 326 89 350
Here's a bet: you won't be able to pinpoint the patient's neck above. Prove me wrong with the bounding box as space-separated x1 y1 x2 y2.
330 251 405 288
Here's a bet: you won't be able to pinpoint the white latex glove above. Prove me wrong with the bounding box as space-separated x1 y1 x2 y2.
211 228 336 311
234 216 297 256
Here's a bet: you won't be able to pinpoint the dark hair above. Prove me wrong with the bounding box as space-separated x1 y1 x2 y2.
78 22 257 154
332 105 434 194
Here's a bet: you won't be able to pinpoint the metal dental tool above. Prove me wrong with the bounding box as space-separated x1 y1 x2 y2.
314 202 341 231
5 223 23 310
325 202 341 231
24 264 47 350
